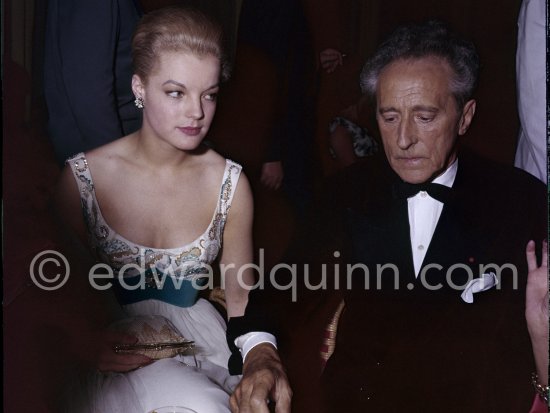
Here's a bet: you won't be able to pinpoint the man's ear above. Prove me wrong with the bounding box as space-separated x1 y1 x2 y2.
131 74 145 99
458 99 476 135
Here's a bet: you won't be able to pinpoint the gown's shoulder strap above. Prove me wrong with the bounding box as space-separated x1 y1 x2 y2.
217 159 243 216
65 152 104 242
66 152 95 206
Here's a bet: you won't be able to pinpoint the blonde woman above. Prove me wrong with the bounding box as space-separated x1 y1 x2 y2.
55 7 291 412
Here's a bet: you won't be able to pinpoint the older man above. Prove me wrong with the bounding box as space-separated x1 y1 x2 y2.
320 20 548 412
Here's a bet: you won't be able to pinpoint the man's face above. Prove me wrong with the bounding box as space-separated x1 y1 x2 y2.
376 57 476 183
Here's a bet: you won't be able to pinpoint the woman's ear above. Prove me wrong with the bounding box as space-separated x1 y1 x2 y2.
458 99 476 135
131 74 145 99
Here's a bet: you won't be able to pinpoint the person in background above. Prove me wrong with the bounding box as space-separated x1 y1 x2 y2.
327 96 378 169
236 0 316 210
514 0 547 183
44 0 143 164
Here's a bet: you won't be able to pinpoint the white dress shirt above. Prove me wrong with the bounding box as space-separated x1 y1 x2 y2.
408 160 458 276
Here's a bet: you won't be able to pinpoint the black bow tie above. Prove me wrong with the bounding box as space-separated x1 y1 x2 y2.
393 181 453 203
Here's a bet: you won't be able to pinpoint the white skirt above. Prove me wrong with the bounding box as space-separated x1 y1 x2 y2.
65 299 240 413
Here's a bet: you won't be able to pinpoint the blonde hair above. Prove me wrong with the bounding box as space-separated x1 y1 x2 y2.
132 6 230 83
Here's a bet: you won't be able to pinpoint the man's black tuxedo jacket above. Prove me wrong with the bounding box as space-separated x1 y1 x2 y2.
321 151 547 412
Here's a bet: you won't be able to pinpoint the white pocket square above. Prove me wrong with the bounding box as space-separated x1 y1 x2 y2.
460 272 499 303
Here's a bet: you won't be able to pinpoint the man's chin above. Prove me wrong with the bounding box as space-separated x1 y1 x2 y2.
394 169 432 184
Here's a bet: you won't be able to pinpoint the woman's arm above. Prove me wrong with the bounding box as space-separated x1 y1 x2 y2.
220 172 292 412
53 165 90 246
219 171 255 318
53 165 152 372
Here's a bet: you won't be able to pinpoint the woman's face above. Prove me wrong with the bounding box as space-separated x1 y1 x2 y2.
133 50 221 151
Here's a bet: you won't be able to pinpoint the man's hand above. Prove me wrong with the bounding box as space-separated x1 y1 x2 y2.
525 239 548 384
230 343 292 413
260 162 284 190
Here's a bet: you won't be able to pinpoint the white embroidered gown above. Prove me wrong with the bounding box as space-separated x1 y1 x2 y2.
65 153 242 413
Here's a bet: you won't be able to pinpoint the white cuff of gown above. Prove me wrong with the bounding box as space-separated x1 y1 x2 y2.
234 332 278 362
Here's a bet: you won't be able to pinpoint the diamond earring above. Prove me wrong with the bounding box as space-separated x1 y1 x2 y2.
134 96 144 109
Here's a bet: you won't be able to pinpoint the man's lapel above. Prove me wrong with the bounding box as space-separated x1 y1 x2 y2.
421 156 494 274
346 196 415 277
389 199 416 277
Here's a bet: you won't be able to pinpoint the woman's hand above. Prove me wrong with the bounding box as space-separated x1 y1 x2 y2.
75 329 153 373
525 239 548 385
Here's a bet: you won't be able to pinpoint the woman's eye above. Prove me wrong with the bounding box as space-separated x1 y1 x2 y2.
203 93 218 102
167 91 183 98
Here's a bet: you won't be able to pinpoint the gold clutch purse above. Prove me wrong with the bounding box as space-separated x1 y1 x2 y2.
110 315 195 360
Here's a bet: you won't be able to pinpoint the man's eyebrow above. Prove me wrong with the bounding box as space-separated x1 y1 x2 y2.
412 105 439 112
378 106 398 114
378 105 440 114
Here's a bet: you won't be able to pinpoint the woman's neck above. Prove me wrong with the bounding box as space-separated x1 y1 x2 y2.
130 127 197 170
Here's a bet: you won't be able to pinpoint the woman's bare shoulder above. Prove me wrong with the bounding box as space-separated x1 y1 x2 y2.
192 147 232 182
199 146 227 166
199 149 252 208
79 136 143 184
85 136 134 164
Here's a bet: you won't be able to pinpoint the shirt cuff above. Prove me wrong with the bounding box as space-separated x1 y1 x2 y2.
234 332 277 362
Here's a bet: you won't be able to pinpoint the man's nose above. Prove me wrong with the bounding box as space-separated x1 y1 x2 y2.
396 117 417 149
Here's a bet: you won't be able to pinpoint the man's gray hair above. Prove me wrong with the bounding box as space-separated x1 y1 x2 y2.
360 20 480 110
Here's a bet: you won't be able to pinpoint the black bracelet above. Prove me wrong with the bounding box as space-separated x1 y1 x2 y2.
226 314 277 375
531 372 549 404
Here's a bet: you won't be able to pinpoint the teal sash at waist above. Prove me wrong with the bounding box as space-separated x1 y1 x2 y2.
113 268 208 307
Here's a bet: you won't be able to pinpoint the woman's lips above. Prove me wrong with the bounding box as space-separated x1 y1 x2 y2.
177 126 201 136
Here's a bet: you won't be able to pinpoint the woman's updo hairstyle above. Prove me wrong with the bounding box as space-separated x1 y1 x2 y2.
132 6 231 83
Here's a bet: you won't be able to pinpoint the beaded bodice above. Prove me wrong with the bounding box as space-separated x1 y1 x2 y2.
67 153 242 282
